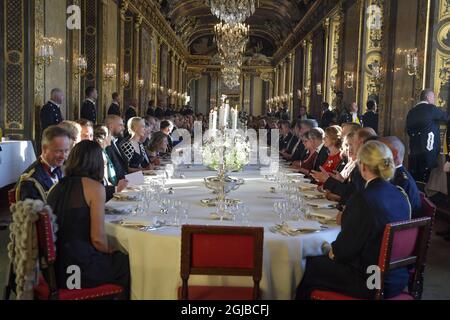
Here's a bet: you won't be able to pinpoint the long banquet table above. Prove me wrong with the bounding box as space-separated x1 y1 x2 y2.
105 165 341 300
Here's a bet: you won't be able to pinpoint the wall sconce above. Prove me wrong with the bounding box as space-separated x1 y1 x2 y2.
330 75 337 91
344 71 354 89
122 72 130 87
303 86 310 96
297 89 302 100
36 37 63 66
167 89 173 96
160 86 165 93
104 63 117 82
152 83 158 91
138 79 145 90
368 60 382 81
405 49 418 76
316 83 323 96
289 92 294 100
74 54 87 78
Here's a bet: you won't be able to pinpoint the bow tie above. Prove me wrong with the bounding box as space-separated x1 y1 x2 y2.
41 162 61 178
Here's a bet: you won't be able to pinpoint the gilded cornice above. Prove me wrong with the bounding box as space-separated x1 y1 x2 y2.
125 0 189 59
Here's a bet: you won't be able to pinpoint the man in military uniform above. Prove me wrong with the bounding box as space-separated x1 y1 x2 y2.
406 89 450 182
16 126 71 201
80 86 98 123
107 92 121 116
339 102 362 125
40 88 64 132
380 136 421 218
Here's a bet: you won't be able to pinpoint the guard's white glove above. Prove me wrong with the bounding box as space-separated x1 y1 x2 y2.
444 161 450 173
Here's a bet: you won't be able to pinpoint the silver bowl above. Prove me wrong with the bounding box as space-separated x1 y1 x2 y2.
204 176 244 194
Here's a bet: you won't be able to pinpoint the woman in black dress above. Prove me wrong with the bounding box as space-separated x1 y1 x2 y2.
121 117 151 171
47 140 130 296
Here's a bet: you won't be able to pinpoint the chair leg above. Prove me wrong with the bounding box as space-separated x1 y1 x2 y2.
3 262 15 300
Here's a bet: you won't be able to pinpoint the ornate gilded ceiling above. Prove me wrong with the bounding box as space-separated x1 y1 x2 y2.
156 0 314 59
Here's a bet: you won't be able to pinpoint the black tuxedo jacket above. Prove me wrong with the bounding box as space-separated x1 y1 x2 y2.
125 107 138 124
312 146 330 172
362 111 379 133
40 101 63 131
106 141 128 180
81 100 97 123
108 102 121 116
155 107 164 119
16 160 62 201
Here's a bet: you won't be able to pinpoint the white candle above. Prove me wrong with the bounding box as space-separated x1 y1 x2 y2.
223 103 230 127
218 106 224 128
232 108 238 130
212 110 217 132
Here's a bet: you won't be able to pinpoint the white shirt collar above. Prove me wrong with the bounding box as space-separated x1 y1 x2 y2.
365 177 378 189
316 143 324 153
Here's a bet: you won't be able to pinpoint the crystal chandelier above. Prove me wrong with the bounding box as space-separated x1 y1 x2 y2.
214 22 249 58
207 0 256 24
222 65 241 89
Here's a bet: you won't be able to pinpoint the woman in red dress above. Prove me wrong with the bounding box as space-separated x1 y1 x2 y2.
321 125 346 174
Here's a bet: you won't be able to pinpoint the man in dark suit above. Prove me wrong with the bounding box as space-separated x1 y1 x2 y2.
310 127 329 172
279 120 293 151
339 102 362 126
107 92 121 116
146 100 156 117
406 89 450 182
155 104 165 119
105 115 128 180
380 136 421 218
320 102 337 129
16 126 71 201
80 86 98 123
362 100 379 133
40 88 64 132
298 106 315 121
125 99 138 127
160 120 174 153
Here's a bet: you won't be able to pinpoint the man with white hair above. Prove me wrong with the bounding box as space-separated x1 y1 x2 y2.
40 88 64 131
380 136 421 218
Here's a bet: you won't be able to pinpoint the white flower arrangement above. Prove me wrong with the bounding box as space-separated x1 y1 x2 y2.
202 129 250 172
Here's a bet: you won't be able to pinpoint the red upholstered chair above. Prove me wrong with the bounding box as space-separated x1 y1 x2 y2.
34 210 124 300
8 188 16 206
311 217 432 300
179 225 264 300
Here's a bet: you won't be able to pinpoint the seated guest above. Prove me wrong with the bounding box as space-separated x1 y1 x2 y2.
160 120 174 152
282 119 318 161
105 115 128 179
107 92 121 116
311 127 330 172
47 140 130 295
93 125 128 197
58 120 82 150
311 126 346 183
291 133 318 176
147 131 169 165
341 122 362 139
76 119 94 141
318 128 377 201
298 106 314 121
296 141 411 300
380 136 422 218
121 117 152 171
16 126 71 201
279 120 293 151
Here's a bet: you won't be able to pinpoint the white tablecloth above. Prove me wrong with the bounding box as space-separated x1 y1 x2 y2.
0 140 37 188
105 166 340 300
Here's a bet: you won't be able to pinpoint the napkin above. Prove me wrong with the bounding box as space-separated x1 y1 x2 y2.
285 220 322 232
125 171 145 186
309 208 340 221
296 182 318 191
306 199 338 209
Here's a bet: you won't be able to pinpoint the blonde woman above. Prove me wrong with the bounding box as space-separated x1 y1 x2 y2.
296 141 411 300
120 117 152 171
